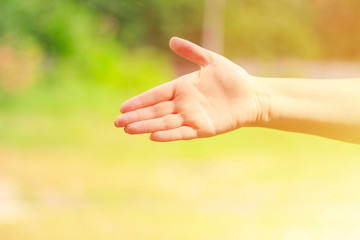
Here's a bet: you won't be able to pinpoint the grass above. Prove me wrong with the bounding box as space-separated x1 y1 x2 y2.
1 82 360 240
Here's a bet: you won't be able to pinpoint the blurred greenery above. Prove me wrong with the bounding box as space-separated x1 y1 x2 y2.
1 0 360 239
225 0 320 58
1 0 359 93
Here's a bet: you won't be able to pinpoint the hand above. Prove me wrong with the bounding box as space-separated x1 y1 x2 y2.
114 37 267 142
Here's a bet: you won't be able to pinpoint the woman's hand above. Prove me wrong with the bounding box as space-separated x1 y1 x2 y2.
114 37 268 142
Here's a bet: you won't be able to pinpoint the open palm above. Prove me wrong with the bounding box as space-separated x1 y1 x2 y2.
115 37 264 142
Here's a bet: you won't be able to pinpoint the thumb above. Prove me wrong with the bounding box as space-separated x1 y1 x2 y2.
169 37 212 67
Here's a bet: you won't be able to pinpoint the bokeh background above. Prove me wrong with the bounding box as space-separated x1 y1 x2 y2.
1 0 360 239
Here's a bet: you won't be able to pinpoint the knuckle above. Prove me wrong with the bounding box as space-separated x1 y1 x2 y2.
124 124 135 134
152 90 161 102
169 101 176 113
149 105 157 117
132 111 139 122
162 115 171 129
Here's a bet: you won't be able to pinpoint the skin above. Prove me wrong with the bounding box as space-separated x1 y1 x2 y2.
114 37 360 144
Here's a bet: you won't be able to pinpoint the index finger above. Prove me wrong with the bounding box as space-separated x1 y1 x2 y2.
120 81 175 113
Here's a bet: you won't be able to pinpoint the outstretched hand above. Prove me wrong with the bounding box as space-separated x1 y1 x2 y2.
114 37 266 142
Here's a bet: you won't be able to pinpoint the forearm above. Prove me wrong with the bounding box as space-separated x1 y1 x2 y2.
253 76 360 144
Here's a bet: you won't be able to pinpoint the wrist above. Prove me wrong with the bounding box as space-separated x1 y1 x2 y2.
248 75 273 127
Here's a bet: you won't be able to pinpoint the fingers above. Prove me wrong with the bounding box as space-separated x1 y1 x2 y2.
115 101 175 127
124 114 184 134
120 81 175 113
150 126 198 142
169 37 212 67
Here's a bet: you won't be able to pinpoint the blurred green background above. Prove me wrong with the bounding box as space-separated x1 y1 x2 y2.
1 0 360 239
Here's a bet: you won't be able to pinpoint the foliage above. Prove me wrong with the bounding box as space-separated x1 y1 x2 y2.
311 0 360 59
0 0 172 94
80 0 204 49
1 0 360 95
225 0 321 59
